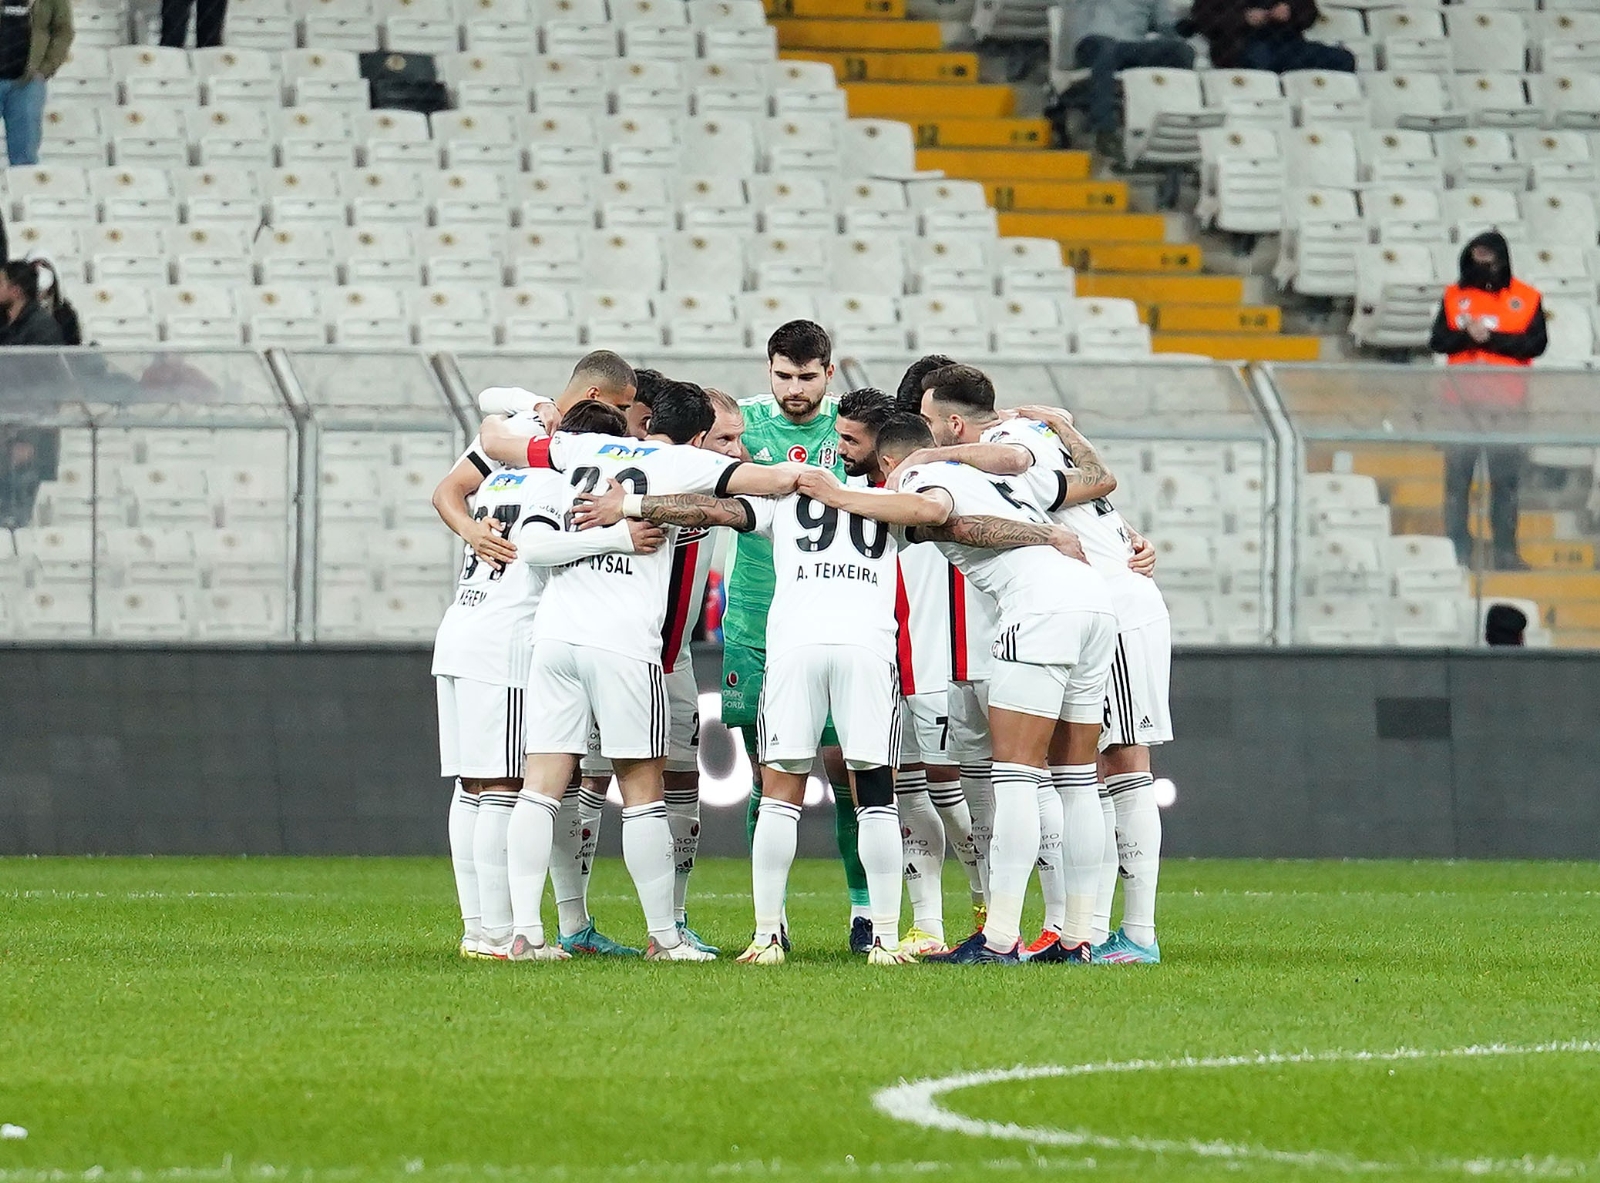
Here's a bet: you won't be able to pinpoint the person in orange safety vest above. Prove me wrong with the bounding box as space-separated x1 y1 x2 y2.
1428 230 1547 571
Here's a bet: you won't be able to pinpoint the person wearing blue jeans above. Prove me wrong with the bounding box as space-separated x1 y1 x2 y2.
0 0 73 167
1063 0 1194 158
1189 0 1355 74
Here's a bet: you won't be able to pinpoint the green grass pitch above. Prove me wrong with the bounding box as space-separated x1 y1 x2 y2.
3 856 1599 1182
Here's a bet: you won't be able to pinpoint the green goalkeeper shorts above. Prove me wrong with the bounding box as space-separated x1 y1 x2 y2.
721 640 838 747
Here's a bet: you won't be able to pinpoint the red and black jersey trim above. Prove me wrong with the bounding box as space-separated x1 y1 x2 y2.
948 565 969 682
660 535 701 671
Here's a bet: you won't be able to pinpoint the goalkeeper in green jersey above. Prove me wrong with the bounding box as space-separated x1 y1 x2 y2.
721 320 874 953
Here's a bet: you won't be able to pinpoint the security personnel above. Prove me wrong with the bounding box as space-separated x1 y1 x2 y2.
1429 231 1547 571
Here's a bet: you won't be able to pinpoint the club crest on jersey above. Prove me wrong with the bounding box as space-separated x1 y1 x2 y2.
787 444 808 463
818 444 837 469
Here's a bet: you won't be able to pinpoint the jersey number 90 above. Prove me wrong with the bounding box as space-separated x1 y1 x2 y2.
794 494 889 558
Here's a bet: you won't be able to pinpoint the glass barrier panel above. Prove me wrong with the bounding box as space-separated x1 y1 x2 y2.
0 350 295 643
1272 364 1600 650
282 352 463 644
849 358 1276 646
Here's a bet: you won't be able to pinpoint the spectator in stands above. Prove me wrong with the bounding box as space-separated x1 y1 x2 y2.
161 0 226 49
34 259 79 345
1187 0 1354 72
1485 603 1527 647
0 260 64 346
0 0 74 167
1430 231 1546 572
1065 0 1195 159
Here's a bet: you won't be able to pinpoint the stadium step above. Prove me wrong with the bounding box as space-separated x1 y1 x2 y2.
1477 571 1600 601
1068 243 1202 272
998 212 1167 243
983 180 1126 212
782 49 979 82
1152 332 1323 362
773 18 943 49
1150 303 1281 334
917 148 1091 181
908 117 1051 147
1340 449 1446 481
1520 541 1597 570
1076 273 1245 305
844 82 1015 118
1551 627 1600 648
766 0 904 17
1551 600 1600 629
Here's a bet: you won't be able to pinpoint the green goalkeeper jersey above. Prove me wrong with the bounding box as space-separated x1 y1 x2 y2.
723 393 847 650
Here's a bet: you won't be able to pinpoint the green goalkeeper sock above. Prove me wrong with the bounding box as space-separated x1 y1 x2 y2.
832 785 870 910
743 729 762 849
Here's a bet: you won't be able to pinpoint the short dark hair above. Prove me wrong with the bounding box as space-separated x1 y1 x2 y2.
632 367 669 409
875 413 935 458
571 350 637 397
560 400 628 437
837 386 896 434
649 379 715 444
2 261 39 302
766 319 832 368
922 363 996 415
895 355 956 413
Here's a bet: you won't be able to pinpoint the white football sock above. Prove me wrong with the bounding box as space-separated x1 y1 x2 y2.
959 761 994 900
1052 764 1103 946
1109 771 1162 947
751 798 801 943
1091 787 1117 946
929 777 983 905
856 802 904 952
504 790 557 946
447 782 481 943
663 785 700 925
984 762 1043 953
621 801 678 947
1035 777 1065 936
549 788 595 938
473 789 519 948
896 770 945 941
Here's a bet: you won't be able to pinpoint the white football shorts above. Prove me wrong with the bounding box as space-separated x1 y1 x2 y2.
897 690 955 769
581 662 701 777
947 679 992 763
525 639 668 761
987 610 1117 725
436 675 526 780
759 645 899 770
1101 616 1174 750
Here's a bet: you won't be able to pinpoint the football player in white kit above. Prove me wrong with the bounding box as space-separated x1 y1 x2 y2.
430 400 662 960
568 380 750 957
906 366 1168 964
476 382 804 961
798 404 1117 965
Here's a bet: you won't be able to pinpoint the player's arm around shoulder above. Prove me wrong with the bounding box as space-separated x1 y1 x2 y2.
796 466 953 527
516 503 666 564
1012 404 1118 508
917 514 1088 562
898 439 1033 477
432 454 518 567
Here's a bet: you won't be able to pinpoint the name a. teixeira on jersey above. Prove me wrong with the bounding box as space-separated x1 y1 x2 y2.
795 561 880 584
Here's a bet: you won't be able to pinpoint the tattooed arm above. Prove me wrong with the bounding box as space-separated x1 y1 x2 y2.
1013 404 1118 508
915 515 1087 562
570 479 757 532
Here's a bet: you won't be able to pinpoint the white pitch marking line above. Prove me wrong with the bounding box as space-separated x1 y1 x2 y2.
874 1042 1600 1177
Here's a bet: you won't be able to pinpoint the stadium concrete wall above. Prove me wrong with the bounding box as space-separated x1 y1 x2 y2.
2 644 1595 859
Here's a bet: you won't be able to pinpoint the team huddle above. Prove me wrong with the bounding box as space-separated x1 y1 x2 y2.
431 319 1171 966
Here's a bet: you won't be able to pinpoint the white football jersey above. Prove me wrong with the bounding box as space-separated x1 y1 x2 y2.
897 540 950 696
431 466 569 687
528 432 742 663
745 489 903 665
981 418 1169 631
459 404 553 480
949 564 1000 683
897 460 1114 661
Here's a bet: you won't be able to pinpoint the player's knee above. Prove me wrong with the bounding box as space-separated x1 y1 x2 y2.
852 765 894 808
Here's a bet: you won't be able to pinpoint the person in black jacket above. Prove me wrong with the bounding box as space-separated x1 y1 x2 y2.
0 260 65 346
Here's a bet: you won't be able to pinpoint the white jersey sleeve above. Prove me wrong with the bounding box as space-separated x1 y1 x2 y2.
763 489 902 665
460 408 550 479
431 466 568 687
981 418 1168 631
